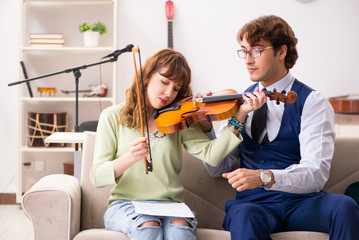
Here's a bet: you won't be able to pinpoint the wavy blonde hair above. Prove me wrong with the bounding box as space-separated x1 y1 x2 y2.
119 48 192 129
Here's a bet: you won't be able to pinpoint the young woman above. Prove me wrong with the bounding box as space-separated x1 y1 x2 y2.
90 48 266 240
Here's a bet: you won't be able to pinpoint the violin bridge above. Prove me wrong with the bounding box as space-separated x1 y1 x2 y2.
192 95 197 107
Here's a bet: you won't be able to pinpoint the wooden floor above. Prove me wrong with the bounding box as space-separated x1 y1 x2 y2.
0 204 33 240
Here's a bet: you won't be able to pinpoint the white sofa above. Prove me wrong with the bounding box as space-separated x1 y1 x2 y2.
22 132 359 239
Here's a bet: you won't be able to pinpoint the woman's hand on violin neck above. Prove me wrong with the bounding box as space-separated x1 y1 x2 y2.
237 87 267 121
195 91 213 98
194 90 213 105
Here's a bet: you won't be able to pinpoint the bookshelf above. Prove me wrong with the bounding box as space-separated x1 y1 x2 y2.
17 0 117 202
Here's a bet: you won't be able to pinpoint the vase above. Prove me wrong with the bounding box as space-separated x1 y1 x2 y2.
83 31 100 47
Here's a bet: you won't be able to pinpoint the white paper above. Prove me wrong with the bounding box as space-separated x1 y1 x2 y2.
45 132 86 144
132 201 194 218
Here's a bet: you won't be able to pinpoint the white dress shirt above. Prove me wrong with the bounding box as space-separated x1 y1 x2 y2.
209 71 336 194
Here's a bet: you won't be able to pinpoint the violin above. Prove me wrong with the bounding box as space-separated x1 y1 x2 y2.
154 89 298 134
329 95 359 114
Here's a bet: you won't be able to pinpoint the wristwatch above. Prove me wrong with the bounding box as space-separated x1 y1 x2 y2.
259 169 271 187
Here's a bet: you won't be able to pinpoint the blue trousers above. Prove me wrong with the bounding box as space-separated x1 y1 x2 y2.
104 200 197 240
223 188 359 240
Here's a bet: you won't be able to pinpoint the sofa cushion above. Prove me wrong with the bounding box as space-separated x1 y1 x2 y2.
74 229 128 240
73 228 231 240
180 149 236 229
271 231 329 240
73 228 329 240
80 132 113 230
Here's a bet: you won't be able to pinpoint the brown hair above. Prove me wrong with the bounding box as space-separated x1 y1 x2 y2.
237 15 298 69
119 48 192 129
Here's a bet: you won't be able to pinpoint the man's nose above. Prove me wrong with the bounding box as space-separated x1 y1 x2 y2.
245 53 255 64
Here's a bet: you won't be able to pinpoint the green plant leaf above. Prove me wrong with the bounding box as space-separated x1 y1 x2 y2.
79 21 107 35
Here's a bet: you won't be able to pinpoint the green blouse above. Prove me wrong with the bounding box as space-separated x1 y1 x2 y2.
90 103 242 205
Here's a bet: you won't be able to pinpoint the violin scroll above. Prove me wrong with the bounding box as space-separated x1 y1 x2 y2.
266 90 297 105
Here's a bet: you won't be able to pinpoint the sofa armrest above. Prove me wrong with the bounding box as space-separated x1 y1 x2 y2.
22 174 81 240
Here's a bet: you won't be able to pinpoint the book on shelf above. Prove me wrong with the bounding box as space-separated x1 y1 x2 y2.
30 33 63 39
31 38 65 44
30 43 64 48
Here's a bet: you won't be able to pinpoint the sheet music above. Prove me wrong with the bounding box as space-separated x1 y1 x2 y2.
132 201 194 218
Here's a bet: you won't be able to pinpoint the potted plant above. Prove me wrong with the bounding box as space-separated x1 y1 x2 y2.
79 22 107 47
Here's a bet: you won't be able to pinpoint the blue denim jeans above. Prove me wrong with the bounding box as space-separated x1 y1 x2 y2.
104 200 197 240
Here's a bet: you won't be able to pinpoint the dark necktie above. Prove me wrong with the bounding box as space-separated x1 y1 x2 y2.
251 89 269 144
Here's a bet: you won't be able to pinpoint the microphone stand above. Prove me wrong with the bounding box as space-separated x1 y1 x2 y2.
8 56 119 151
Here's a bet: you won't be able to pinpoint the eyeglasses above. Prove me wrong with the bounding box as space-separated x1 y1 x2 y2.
237 46 274 59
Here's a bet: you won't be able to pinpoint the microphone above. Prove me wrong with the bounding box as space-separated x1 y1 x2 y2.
101 44 134 59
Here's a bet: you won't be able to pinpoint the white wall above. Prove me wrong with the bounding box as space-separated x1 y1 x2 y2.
1 0 359 193
0 1 20 194
116 0 359 100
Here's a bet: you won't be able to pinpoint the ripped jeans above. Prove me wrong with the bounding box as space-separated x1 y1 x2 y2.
104 200 198 240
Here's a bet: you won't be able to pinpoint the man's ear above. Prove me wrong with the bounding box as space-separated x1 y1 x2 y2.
278 45 287 60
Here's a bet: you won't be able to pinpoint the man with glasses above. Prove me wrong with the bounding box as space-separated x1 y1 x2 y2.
204 15 359 239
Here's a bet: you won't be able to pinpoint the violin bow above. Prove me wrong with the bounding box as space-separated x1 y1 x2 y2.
132 46 153 174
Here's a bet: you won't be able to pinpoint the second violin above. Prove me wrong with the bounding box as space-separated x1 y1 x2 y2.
153 89 297 134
